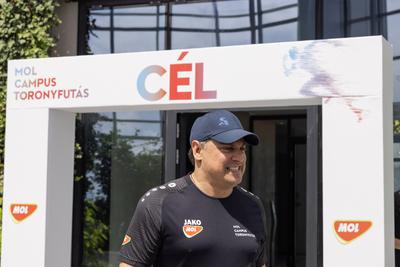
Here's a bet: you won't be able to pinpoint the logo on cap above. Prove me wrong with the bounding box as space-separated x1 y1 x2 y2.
182 219 204 238
333 220 372 244
218 117 229 126
10 203 37 223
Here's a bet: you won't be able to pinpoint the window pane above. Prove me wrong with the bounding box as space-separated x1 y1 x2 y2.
171 2 217 49
172 32 217 48
260 0 297 10
116 121 162 137
387 0 400 12
387 14 400 57
347 0 370 20
114 31 165 52
171 0 253 49
263 22 297 43
261 5 297 24
113 6 164 28
88 31 111 54
116 111 163 121
81 112 164 267
259 1 298 43
221 31 252 46
88 5 166 53
348 20 371 37
90 9 111 27
394 60 400 102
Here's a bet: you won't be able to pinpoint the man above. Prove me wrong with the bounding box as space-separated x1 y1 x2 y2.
120 110 268 267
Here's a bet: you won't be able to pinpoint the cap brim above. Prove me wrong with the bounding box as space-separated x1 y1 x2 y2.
211 129 259 145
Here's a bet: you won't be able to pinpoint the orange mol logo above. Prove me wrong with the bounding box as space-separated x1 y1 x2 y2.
10 204 37 223
182 219 203 238
122 235 131 246
334 220 372 244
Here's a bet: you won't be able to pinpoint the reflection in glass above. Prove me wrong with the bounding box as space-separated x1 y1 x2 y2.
344 0 372 38
88 5 166 54
171 1 220 49
348 20 371 37
260 0 297 10
171 0 298 49
88 31 111 54
394 60 400 102
347 0 370 20
81 112 164 266
261 5 297 24
387 0 400 12
387 14 400 57
263 22 297 43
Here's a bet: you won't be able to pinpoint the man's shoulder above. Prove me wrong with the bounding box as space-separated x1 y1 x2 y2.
233 186 264 208
139 176 190 206
235 186 261 201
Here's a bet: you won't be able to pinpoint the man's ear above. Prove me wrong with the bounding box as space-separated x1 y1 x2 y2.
191 140 203 161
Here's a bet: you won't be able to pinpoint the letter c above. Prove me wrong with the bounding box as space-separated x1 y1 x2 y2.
137 65 167 101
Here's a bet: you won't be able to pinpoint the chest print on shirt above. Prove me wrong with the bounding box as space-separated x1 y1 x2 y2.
182 219 204 238
233 225 256 238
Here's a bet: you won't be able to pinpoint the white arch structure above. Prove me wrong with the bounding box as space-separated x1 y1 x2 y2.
1 36 394 266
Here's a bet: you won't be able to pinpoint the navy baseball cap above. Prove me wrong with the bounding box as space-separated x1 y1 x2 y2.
189 110 259 145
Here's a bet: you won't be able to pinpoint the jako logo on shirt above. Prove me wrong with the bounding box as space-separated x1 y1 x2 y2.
333 220 372 244
182 219 203 238
10 203 37 223
137 51 217 101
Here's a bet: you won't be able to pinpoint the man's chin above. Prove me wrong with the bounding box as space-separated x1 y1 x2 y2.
225 174 243 186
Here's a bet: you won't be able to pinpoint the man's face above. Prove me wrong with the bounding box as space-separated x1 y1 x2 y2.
196 139 247 188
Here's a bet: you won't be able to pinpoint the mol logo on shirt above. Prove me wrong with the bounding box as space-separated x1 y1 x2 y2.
122 234 131 246
334 220 372 244
182 219 203 238
10 203 37 223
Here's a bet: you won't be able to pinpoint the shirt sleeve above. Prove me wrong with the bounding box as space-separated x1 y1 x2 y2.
255 197 268 267
119 191 163 267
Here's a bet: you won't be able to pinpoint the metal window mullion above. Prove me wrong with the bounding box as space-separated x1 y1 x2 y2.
256 0 263 43
344 0 349 37
249 0 256 44
156 5 160 50
370 0 377 35
164 111 177 182
166 2 172 50
306 106 322 267
212 0 221 46
110 7 115 53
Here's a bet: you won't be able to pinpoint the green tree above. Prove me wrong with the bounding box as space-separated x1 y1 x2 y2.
0 0 60 251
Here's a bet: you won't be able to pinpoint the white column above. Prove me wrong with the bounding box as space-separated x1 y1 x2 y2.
1 108 75 267
322 40 394 267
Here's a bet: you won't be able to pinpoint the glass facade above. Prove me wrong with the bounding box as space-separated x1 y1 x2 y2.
74 0 400 266
76 112 164 266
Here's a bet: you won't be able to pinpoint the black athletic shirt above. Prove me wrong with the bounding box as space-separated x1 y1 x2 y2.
120 175 267 267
